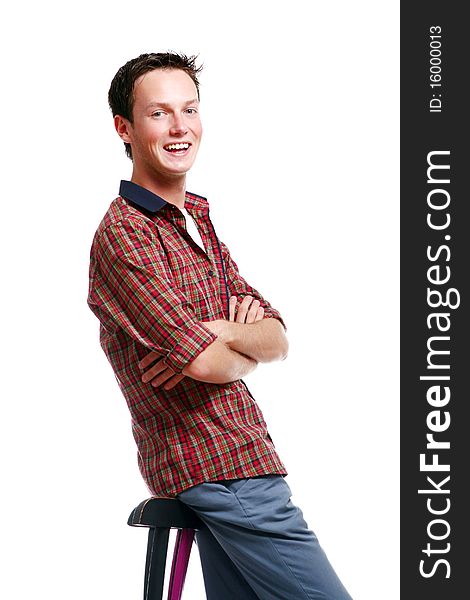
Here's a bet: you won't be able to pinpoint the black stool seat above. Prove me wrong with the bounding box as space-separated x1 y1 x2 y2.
128 497 205 599
128 497 204 530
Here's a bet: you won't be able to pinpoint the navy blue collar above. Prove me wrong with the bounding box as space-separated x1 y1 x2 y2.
119 180 167 214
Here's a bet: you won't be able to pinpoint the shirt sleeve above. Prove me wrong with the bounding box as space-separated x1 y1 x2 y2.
91 217 218 374
218 239 287 332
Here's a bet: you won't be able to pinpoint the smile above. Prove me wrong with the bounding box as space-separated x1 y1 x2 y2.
163 142 191 153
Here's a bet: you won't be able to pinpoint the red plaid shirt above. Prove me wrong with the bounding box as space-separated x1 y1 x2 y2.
87 180 288 497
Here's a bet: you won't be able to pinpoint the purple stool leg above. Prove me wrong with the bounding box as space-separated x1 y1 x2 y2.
167 529 195 600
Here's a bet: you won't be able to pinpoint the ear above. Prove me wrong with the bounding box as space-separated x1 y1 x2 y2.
114 115 132 143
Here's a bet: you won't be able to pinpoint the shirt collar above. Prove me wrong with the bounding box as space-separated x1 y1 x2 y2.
119 179 210 215
119 180 167 214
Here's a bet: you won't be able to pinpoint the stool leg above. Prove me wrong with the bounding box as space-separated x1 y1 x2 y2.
167 529 195 600
144 527 170 600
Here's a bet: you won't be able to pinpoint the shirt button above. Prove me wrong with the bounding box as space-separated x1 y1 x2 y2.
208 269 214 277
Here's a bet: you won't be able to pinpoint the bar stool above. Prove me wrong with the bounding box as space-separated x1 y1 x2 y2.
128 497 206 600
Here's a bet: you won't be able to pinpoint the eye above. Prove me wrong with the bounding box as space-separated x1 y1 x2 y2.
185 108 198 115
152 110 164 118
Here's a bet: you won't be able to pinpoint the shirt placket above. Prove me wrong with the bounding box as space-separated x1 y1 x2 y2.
182 206 231 320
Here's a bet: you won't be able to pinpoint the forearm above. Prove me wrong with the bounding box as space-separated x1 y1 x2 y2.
213 317 289 363
182 338 258 384
139 304 285 391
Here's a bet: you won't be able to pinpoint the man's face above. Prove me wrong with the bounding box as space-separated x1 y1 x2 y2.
120 68 202 181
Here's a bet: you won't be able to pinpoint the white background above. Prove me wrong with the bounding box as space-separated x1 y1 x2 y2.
2 1 399 598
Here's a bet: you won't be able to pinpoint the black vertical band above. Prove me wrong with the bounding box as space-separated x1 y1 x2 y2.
401 3 468 598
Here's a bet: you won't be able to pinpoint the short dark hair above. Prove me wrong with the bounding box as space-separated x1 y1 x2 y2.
108 52 203 160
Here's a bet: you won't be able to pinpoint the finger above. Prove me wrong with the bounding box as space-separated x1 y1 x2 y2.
245 299 261 323
138 350 163 371
163 373 186 390
141 358 167 383
255 306 264 322
229 296 237 322
150 366 177 388
236 295 253 323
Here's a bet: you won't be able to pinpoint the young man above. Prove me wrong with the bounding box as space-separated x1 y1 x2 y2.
87 52 352 600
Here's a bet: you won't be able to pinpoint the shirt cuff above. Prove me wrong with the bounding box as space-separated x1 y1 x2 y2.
163 322 218 374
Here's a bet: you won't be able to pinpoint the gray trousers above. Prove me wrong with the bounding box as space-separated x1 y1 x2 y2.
176 474 353 599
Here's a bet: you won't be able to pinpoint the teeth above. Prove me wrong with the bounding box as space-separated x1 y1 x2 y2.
165 143 190 150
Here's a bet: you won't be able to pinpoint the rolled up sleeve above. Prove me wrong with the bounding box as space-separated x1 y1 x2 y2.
90 218 218 374
218 239 287 332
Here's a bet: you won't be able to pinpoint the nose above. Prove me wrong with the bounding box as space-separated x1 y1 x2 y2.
169 112 188 136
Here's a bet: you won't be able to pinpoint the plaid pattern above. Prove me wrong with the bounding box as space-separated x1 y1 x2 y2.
87 181 288 497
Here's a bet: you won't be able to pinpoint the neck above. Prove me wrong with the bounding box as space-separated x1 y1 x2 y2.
130 169 187 209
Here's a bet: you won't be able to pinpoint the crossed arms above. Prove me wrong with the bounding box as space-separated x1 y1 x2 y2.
139 294 289 390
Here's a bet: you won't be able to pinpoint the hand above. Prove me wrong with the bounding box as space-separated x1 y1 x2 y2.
138 351 186 391
202 296 264 343
229 295 264 323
